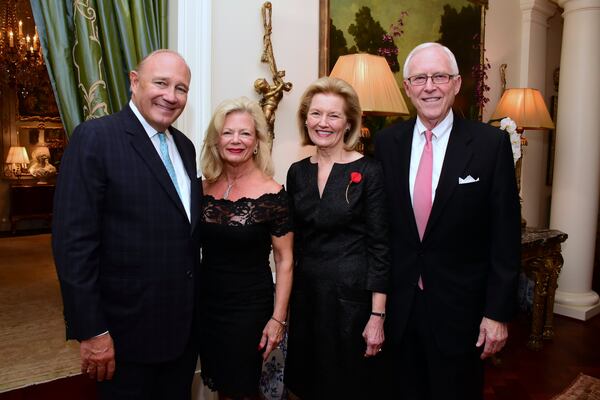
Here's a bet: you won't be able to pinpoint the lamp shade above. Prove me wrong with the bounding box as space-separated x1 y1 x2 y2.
330 53 409 116
490 88 554 130
5 146 30 165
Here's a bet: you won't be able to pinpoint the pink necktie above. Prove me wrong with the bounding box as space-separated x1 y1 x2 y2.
414 130 433 289
414 130 433 240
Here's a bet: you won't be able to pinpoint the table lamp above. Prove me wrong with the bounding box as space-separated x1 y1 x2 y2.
5 146 30 179
330 53 409 153
490 88 555 228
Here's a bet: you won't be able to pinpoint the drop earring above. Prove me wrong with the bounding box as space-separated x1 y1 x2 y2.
253 147 258 155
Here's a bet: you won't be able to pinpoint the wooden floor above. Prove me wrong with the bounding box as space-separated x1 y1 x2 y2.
0 375 96 400
484 313 600 400
1 312 598 399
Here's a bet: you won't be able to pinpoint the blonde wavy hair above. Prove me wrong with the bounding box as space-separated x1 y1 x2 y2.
297 76 362 150
201 97 274 182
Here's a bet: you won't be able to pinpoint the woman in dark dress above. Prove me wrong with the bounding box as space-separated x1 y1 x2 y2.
198 97 293 400
284 77 391 399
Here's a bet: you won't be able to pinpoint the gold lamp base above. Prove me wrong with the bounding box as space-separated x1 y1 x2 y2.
515 134 527 231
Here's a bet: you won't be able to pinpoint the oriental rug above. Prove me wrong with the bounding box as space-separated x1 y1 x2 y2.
552 374 600 400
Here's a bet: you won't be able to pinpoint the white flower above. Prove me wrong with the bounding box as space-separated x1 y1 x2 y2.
500 117 517 133
499 117 521 165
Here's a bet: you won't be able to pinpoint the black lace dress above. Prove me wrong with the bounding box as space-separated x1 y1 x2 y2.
198 188 292 397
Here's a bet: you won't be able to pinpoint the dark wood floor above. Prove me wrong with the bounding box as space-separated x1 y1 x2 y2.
1 312 598 400
484 312 600 400
0 374 96 400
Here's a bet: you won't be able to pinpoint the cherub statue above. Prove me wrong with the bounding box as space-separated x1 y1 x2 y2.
254 2 292 142
254 70 292 137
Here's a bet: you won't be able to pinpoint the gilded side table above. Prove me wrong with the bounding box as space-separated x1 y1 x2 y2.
521 228 568 350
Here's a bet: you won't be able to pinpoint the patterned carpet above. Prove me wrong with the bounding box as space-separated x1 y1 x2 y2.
552 374 600 400
0 234 80 393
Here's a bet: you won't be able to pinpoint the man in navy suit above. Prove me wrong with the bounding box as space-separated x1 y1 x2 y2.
375 43 520 399
53 49 201 399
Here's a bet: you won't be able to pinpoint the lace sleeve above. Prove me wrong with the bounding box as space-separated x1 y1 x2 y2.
267 189 293 237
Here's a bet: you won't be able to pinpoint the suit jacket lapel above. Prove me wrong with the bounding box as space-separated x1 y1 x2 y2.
122 106 189 220
394 119 421 242
424 117 473 240
172 130 200 231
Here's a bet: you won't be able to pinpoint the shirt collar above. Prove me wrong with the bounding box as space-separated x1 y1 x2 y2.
129 100 170 139
415 109 454 140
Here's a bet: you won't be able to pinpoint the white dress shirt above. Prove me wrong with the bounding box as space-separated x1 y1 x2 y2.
129 101 191 221
408 110 454 205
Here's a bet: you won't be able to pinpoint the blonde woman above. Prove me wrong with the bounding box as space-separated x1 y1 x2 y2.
284 77 391 399
198 97 293 400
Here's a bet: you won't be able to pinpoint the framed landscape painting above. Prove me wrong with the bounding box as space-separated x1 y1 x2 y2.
319 0 488 120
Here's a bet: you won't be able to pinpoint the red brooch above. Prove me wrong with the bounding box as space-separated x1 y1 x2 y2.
345 172 362 203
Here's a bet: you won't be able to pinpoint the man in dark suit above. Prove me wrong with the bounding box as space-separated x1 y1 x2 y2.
52 49 201 399
375 43 520 399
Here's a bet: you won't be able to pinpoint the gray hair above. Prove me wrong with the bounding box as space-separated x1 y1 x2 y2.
403 42 459 78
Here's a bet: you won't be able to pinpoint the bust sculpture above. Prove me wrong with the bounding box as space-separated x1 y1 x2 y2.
28 146 56 183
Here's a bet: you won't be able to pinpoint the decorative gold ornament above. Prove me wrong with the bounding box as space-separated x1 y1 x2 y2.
254 2 292 144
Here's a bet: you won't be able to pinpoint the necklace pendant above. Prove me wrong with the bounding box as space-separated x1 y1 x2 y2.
223 183 234 200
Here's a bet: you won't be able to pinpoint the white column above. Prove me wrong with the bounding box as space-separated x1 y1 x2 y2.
519 0 557 227
168 5 215 400
169 0 212 168
551 0 600 320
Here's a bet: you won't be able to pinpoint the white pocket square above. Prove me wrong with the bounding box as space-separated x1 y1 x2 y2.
458 175 479 184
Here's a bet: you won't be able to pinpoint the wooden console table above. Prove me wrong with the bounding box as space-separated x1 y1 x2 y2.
521 227 568 350
9 182 55 233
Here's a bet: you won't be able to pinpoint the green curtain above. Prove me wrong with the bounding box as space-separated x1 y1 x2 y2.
30 0 168 138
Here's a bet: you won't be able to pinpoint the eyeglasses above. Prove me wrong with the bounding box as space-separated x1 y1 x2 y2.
406 73 457 86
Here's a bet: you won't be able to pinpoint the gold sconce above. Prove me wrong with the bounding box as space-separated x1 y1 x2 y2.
254 2 292 145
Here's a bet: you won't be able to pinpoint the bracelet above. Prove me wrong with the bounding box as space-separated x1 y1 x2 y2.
370 311 386 319
270 316 287 327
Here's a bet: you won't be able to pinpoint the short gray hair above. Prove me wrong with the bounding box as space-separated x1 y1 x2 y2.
403 42 459 79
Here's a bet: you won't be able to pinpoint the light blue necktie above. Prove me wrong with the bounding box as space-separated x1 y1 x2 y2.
157 132 182 199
